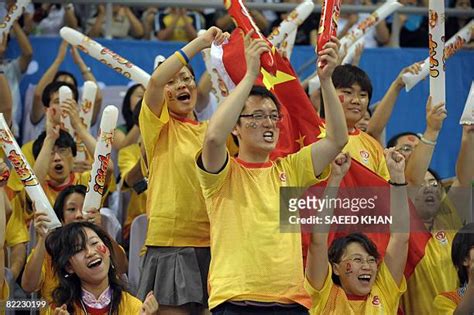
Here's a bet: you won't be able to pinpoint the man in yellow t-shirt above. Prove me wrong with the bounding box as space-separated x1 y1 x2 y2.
196 35 348 312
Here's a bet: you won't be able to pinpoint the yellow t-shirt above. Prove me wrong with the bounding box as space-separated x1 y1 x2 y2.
5 190 30 247
25 250 57 314
305 261 407 314
117 144 147 239
433 290 461 315
344 130 390 181
139 99 209 247
401 230 459 314
45 291 142 314
196 145 330 310
42 172 91 206
0 281 10 315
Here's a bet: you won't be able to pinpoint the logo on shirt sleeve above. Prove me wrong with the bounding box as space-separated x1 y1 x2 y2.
279 172 287 183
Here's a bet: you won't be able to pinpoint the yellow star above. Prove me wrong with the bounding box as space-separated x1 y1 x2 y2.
317 124 327 139
260 64 296 91
296 134 306 148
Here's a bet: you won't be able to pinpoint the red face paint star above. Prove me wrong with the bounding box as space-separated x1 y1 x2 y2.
407 135 417 142
345 262 353 275
97 244 107 255
338 95 345 103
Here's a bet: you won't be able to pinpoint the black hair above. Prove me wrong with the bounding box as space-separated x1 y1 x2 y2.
332 65 373 103
45 222 125 314
132 98 143 127
451 223 474 285
386 132 420 149
32 130 77 159
122 84 144 132
42 81 79 108
427 168 442 182
53 71 78 88
53 185 87 223
328 232 380 286
245 85 281 112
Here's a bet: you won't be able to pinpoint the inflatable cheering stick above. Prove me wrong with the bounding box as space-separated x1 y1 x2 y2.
225 0 277 75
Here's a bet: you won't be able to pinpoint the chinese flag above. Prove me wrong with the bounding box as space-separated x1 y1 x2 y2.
214 1 431 279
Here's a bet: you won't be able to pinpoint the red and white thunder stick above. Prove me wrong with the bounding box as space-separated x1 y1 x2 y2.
60 27 151 86
76 81 97 162
268 0 314 58
59 85 74 135
429 0 445 108
82 106 118 216
317 0 341 67
460 82 474 125
224 0 277 75
0 0 30 37
0 114 61 231
402 20 473 91
339 0 403 54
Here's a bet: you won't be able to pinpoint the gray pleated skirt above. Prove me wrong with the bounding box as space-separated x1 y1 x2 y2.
137 246 210 307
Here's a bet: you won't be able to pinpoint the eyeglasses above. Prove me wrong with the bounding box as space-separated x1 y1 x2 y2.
239 113 282 122
396 144 414 154
51 147 72 157
166 75 195 87
340 256 378 266
421 179 439 188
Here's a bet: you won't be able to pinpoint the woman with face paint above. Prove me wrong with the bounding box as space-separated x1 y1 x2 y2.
45 222 158 314
21 185 128 313
137 27 229 314
306 148 409 314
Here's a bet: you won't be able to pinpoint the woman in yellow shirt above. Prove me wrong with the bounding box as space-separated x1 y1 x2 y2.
434 223 474 315
305 149 409 315
46 221 158 314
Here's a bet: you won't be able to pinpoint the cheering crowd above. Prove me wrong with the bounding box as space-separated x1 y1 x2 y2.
0 0 474 314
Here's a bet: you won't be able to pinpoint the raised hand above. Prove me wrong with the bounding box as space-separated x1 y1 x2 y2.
84 207 102 226
61 99 82 131
140 291 159 315
394 62 423 89
425 96 447 133
384 147 406 183
32 203 51 239
243 30 270 80
53 305 70 315
317 36 341 81
55 40 69 64
198 26 229 49
330 152 351 180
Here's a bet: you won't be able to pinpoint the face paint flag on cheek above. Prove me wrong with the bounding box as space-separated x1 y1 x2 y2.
345 262 353 275
224 0 277 75
0 114 62 232
82 106 119 217
97 244 108 255
60 27 151 86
